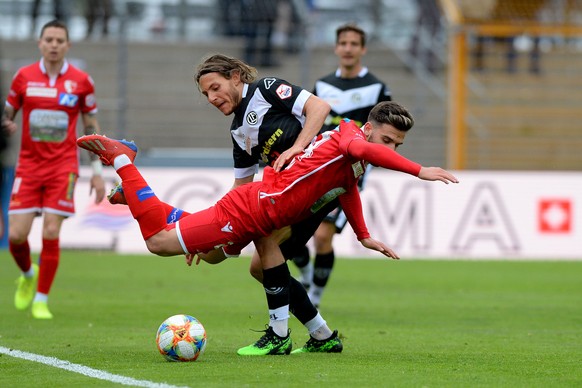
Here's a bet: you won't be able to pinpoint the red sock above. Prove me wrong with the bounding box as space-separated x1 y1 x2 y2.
9 240 31 273
161 202 191 223
37 238 59 295
117 164 169 240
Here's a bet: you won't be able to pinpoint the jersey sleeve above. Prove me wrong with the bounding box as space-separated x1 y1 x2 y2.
338 121 421 176
80 74 97 114
379 83 392 102
348 139 421 176
6 70 24 111
258 77 310 120
338 185 370 240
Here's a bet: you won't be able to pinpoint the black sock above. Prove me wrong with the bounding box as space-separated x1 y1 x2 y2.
313 251 335 287
289 277 318 324
262 263 291 311
291 245 310 268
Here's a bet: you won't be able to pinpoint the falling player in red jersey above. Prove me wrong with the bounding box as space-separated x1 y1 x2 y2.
77 101 458 353
2 20 105 319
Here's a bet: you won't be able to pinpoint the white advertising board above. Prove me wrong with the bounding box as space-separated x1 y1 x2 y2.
27 167 581 260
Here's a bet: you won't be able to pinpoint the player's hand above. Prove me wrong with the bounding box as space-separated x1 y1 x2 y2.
90 175 106 203
1 117 17 135
185 253 199 266
272 145 303 172
418 167 459 184
360 237 400 260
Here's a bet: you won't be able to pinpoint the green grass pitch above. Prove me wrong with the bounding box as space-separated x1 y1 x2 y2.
1 251 581 387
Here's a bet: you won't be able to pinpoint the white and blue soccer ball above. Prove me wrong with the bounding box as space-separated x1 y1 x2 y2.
156 314 207 362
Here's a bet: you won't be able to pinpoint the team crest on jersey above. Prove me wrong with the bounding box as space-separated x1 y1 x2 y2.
276 84 292 99
58 93 79 107
263 78 276 89
246 111 258 125
64 80 77 93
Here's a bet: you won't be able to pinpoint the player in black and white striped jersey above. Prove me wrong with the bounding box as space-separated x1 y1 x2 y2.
292 23 392 307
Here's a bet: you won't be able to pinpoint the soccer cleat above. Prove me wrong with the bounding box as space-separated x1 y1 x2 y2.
77 135 138 166
31 301 53 320
237 326 292 356
14 263 39 310
291 330 343 354
107 183 127 205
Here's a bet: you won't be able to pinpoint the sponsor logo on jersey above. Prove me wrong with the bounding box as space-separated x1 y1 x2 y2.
310 187 346 213
276 84 292 99
352 161 365 178
263 78 276 89
246 111 258 125
350 93 362 104
221 221 233 233
261 128 283 164
26 87 57 98
85 93 96 108
64 80 77 93
58 93 79 107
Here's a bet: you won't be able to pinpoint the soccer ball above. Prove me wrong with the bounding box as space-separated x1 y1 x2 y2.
156 314 207 362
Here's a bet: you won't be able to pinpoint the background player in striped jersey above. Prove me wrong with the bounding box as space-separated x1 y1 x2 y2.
292 23 392 307
2 20 105 319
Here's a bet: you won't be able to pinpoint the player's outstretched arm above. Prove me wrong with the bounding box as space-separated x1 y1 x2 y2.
360 237 400 260
418 167 459 184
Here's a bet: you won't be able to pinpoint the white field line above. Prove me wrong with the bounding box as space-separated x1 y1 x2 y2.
0 346 189 388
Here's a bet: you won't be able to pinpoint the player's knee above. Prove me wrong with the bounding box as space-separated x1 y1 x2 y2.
145 235 172 257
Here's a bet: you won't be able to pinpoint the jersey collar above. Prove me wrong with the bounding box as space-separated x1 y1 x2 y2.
335 66 369 78
39 58 69 75
242 83 249 98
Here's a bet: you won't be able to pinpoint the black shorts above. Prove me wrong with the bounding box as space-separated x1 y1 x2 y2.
322 205 349 234
279 198 339 260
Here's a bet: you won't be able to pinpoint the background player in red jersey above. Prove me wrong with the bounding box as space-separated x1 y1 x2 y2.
78 101 458 354
2 20 105 319
293 23 393 307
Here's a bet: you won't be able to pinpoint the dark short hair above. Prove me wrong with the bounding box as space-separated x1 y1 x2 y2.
336 23 366 47
40 19 69 41
368 101 414 131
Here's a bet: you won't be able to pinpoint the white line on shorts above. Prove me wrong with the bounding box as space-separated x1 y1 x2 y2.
0 346 189 388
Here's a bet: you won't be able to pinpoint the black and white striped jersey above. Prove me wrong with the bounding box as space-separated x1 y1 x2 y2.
313 67 391 132
230 77 312 179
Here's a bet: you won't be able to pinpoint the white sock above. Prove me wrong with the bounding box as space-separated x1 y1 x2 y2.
304 312 332 340
269 306 289 337
308 285 324 306
24 266 35 278
33 292 48 303
113 154 132 170
299 261 313 285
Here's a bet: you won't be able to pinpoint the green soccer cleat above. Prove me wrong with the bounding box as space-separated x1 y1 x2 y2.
14 263 39 310
291 330 343 354
237 326 292 356
31 301 53 320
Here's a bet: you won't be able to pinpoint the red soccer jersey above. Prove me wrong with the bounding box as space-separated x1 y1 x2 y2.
179 120 421 257
6 59 97 175
258 120 421 240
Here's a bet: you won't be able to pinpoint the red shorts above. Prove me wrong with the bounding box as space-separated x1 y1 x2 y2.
9 169 77 217
173 183 272 257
